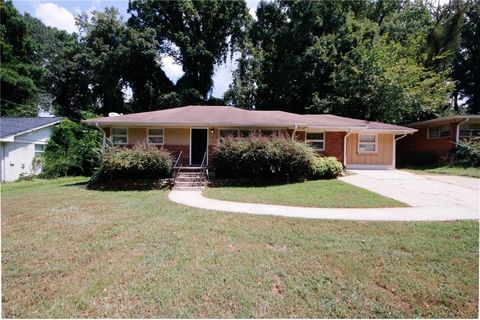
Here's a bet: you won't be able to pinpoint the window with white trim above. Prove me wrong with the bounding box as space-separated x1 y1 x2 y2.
34 144 45 157
459 124 480 139
219 129 239 139
306 132 325 151
259 130 278 137
428 126 450 139
358 134 377 153
148 128 164 145
219 129 255 142
111 128 128 145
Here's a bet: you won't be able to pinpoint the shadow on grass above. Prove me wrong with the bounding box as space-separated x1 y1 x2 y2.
84 178 173 192
208 177 337 188
61 180 89 187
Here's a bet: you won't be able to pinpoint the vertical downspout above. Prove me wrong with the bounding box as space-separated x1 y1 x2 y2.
456 118 469 145
343 130 353 168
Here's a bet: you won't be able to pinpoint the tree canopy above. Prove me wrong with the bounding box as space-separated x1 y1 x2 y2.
0 0 478 123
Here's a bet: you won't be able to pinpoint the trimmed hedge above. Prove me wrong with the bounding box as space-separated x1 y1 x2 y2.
309 156 343 179
213 136 342 182
89 144 172 186
455 140 480 167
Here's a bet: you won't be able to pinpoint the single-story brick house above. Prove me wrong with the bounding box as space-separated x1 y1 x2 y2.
84 105 416 169
397 115 480 164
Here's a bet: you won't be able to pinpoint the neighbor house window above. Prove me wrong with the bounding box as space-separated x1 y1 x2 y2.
148 128 164 145
459 124 480 139
428 126 450 139
111 128 128 145
306 132 325 151
34 144 45 157
358 134 377 153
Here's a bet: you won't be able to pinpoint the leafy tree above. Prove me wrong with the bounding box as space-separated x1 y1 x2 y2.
128 0 251 99
22 14 96 119
227 0 456 123
224 41 259 109
311 17 454 123
452 0 480 113
75 8 174 115
0 0 43 116
43 113 103 177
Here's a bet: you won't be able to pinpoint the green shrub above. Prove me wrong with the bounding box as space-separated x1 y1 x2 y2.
455 140 480 167
213 136 342 182
309 156 343 179
89 144 172 185
43 116 102 177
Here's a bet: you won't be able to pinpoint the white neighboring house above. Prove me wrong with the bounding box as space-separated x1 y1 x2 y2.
0 117 62 182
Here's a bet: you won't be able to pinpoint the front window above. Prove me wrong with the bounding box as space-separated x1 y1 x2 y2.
111 128 128 145
219 129 239 139
358 134 377 153
148 128 164 145
459 124 480 139
428 126 450 139
34 144 45 157
306 132 325 151
259 130 278 137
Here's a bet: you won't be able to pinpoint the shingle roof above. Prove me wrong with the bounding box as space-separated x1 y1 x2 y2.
0 117 62 139
84 105 415 132
407 114 480 127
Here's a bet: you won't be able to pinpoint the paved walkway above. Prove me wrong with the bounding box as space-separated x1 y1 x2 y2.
168 170 479 221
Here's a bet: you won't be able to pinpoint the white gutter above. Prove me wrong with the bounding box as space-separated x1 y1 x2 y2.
456 118 469 145
343 130 353 167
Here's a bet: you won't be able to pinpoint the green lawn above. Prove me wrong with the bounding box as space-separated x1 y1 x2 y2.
1 178 478 318
203 179 407 208
402 165 480 178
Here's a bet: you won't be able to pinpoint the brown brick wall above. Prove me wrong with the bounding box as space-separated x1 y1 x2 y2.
320 132 346 163
397 123 457 163
163 145 189 166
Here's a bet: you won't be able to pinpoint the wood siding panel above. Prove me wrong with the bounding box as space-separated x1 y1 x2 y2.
164 128 190 145
128 128 146 144
346 133 394 165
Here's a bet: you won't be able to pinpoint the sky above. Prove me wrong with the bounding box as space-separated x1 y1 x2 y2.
13 0 261 98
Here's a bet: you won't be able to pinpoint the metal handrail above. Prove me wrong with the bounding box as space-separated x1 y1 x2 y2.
199 149 208 184
173 151 183 184
174 150 182 168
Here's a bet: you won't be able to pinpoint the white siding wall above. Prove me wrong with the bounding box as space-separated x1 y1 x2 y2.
1 126 54 182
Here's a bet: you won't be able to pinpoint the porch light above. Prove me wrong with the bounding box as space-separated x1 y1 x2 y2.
210 128 214 134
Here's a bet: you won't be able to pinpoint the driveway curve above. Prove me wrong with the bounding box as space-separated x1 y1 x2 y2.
168 170 480 221
168 170 479 221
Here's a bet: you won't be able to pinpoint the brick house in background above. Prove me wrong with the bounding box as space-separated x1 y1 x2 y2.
84 105 416 170
397 115 480 165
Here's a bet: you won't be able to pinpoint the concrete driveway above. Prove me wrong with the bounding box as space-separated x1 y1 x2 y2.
340 170 479 212
169 170 479 221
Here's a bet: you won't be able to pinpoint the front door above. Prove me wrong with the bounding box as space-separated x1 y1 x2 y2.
190 129 208 166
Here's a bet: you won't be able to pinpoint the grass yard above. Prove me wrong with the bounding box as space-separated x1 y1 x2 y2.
402 165 480 178
203 179 407 208
1 178 478 318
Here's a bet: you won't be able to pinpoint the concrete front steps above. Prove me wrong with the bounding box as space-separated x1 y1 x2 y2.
173 167 207 190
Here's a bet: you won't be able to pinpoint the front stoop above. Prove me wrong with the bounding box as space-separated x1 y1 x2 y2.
173 167 207 190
